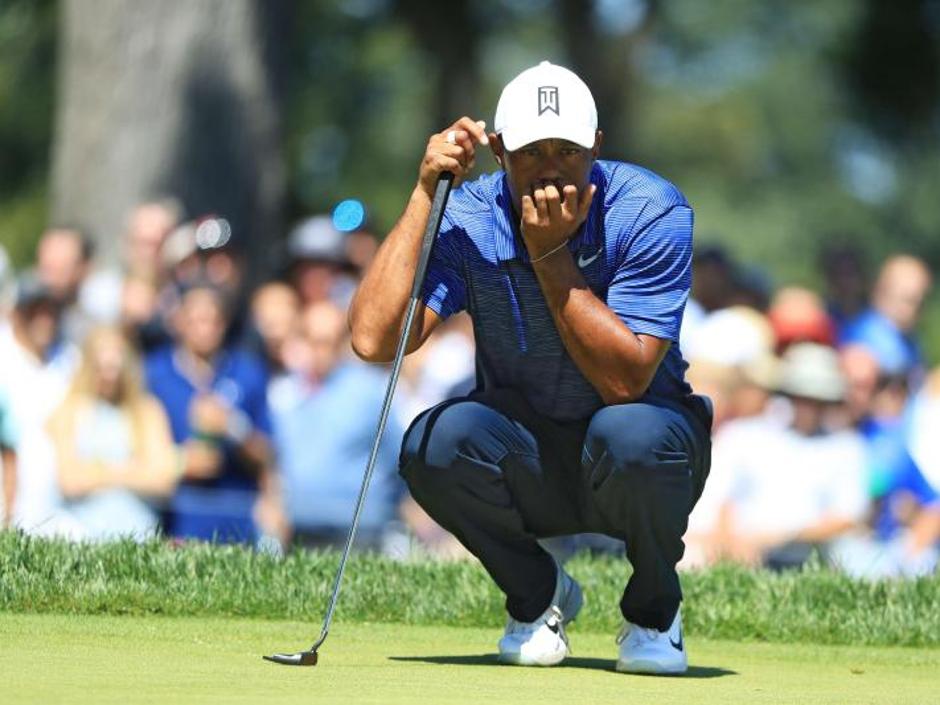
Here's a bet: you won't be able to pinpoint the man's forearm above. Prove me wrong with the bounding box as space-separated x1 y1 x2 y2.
531 251 662 404
349 187 433 361
792 516 856 544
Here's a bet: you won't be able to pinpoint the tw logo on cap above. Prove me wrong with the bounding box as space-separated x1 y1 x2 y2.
538 86 559 116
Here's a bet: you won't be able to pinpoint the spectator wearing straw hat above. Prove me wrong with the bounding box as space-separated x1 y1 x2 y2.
702 343 868 569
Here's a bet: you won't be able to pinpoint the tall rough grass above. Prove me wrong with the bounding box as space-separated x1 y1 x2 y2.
2 531 938 646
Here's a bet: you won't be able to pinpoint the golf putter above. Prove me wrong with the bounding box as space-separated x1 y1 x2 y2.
264 170 454 666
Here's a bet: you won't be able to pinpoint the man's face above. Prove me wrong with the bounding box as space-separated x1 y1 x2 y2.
126 204 176 272
14 301 60 356
292 260 344 306
37 230 86 301
878 272 930 332
177 288 227 358
493 134 601 215
302 301 348 381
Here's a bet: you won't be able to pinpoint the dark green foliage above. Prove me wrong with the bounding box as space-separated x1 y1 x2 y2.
2 531 938 647
0 0 56 264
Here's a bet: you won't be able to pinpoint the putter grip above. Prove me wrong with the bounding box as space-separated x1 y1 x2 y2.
410 172 454 300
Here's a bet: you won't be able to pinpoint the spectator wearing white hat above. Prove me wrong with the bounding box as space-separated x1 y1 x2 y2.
697 343 868 569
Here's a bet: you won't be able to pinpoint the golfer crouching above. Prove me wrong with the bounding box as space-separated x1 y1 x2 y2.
349 61 712 674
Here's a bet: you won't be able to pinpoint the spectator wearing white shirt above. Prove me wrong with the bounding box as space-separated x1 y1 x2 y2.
689 343 868 569
0 275 81 536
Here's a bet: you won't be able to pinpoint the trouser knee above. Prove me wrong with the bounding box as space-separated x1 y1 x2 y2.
582 404 696 529
399 399 511 494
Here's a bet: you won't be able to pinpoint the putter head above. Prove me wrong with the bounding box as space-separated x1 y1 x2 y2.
263 650 319 666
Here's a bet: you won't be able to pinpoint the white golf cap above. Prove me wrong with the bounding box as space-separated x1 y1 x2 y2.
494 61 598 151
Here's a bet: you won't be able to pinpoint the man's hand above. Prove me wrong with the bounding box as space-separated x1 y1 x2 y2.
521 183 596 262
181 440 223 480
418 116 489 198
189 394 230 437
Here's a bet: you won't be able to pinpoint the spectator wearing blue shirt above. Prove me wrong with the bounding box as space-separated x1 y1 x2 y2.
145 282 276 544
843 371 940 577
270 300 405 551
840 255 932 387
349 62 711 674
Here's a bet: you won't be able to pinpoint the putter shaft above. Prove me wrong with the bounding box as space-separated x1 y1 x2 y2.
264 172 454 666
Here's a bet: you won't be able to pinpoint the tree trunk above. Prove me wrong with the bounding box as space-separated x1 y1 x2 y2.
559 0 655 161
50 0 288 276
395 0 482 130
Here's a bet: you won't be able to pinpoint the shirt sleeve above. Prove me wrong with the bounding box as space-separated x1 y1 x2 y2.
606 204 693 342
420 210 467 319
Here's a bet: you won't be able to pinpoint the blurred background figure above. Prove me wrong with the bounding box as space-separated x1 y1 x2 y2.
119 199 183 351
681 244 734 353
343 225 380 274
767 287 836 353
837 344 882 429
396 313 477 427
828 349 940 578
818 243 869 337
909 366 940 500
248 280 302 377
683 305 779 431
727 263 773 312
686 343 867 570
0 382 13 528
270 299 406 552
1 274 80 536
124 200 183 281
35 226 109 343
130 214 247 353
840 255 932 387
144 281 278 545
285 216 359 308
47 326 178 541
690 245 735 314
0 245 14 525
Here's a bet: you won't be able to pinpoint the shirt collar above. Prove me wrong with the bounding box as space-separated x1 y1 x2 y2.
172 346 229 392
492 163 604 263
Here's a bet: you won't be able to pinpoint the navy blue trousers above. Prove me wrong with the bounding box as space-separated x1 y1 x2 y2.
400 388 712 631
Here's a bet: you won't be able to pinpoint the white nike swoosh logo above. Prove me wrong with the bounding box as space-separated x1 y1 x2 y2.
577 247 603 268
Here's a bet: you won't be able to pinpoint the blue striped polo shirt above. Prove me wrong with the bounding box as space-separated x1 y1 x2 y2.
422 159 694 422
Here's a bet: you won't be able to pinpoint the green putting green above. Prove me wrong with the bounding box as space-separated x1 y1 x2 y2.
3 613 936 704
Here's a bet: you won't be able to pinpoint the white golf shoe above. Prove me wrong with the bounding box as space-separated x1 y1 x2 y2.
615 609 687 675
497 563 583 666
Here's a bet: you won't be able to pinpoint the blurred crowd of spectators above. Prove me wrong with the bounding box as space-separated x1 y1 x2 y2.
0 201 474 558
1 205 938 577
681 246 940 578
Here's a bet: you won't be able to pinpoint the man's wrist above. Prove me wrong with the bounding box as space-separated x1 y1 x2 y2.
191 430 224 445
529 240 570 264
412 182 435 205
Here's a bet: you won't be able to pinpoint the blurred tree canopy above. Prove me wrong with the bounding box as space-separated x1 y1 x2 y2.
1 0 939 351
0 0 56 265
